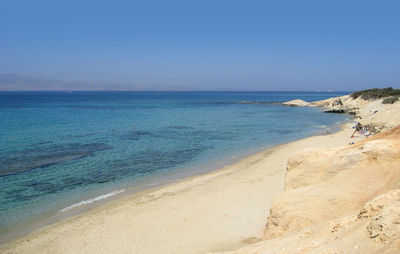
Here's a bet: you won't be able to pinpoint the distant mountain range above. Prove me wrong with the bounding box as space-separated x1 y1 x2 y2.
0 73 193 91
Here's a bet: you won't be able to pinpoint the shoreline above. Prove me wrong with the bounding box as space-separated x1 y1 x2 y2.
0 111 347 246
0 120 355 253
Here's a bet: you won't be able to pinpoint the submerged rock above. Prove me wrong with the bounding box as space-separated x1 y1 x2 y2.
324 109 346 113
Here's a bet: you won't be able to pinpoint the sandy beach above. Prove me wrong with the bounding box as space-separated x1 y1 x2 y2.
1 124 354 254
3 93 400 254
2 0 399 252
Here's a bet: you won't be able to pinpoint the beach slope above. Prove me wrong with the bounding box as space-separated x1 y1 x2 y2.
1 124 352 254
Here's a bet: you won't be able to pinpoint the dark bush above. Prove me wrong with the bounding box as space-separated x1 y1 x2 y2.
382 96 399 104
350 87 400 100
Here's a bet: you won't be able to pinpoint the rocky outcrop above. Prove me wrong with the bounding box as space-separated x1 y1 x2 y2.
367 198 400 244
285 138 398 191
284 95 400 129
219 189 400 254
213 125 400 254
282 99 309 107
308 95 350 109
217 189 400 254
264 126 400 240
310 95 400 129
359 189 400 219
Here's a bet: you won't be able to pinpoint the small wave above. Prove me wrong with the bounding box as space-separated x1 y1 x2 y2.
60 189 125 212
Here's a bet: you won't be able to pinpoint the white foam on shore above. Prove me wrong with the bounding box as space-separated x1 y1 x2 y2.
60 189 125 213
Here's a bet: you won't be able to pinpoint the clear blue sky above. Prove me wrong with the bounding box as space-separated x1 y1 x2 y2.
0 0 399 90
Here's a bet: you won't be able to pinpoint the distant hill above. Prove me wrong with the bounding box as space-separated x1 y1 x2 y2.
0 73 192 91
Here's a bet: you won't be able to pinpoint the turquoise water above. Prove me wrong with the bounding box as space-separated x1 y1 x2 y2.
0 91 348 240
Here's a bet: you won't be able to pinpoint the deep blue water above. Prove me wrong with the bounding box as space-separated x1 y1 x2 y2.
0 91 348 239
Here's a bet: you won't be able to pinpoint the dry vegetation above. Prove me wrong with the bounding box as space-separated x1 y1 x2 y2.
351 87 400 103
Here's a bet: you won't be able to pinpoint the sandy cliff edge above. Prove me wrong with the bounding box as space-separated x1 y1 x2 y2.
212 96 400 253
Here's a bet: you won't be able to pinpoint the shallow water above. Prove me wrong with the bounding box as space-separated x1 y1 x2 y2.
0 91 348 239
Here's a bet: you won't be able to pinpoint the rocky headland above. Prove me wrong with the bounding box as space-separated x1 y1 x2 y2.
215 89 400 254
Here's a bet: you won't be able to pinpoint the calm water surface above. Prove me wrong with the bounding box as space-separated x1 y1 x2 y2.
0 91 348 240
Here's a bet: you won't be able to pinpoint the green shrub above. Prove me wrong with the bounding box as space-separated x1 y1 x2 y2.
350 87 400 100
382 96 399 104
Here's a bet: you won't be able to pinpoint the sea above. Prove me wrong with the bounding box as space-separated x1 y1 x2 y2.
0 91 349 242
